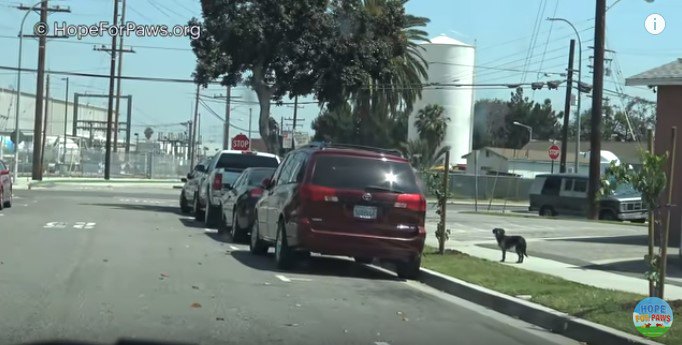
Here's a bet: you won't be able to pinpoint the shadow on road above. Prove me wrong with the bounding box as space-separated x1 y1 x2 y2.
582 256 682 279
82 203 184 215
546 235 648 246
230 250 399 281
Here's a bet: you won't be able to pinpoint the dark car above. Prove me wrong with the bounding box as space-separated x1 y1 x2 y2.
251 143 426 279
0 159 13 210
179 159 209 214
219 167 277 241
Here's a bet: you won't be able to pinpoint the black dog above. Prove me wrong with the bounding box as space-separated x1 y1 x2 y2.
492 228 528 263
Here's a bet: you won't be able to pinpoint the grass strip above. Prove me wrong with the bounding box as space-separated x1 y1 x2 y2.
422 249 680 344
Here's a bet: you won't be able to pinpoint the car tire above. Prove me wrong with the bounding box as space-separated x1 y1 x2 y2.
205 202 221 228
249 216 268 256
539 206 555 217
275 221 295 270
231 209 246 243
396 255 422 280
180 193 191 213
217 212 228 235
354 257 373 264
193 194 204 221
0 188 4 211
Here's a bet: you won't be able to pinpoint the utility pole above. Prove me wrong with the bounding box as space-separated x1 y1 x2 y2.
103 0 119 180
114 0 129 152
248 108 252 141
224 86 231 149
190 84 200 168
587 0 606 220
40 74 50 177
560 39 575 173
62 77 68 163
291 96 298 150
31 0 49 181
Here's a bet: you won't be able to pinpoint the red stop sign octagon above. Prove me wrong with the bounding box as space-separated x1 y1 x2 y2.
232 134 250 151
548 144 560 160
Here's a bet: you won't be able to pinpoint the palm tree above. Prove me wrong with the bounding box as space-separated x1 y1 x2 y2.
402 139 450 171
414 104 449 153
350 0 430 145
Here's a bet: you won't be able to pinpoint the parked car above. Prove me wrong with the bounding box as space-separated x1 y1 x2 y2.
219 167 277 241
0 159 13 210
529 173 646 222
194 150 281 227
179 158 210 214
251 143 426 279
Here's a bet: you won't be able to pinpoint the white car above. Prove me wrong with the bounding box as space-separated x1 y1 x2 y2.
193 150 281 227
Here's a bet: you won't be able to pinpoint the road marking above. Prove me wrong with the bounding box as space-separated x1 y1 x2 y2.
44 222 67 229
289 277 312 282
0 213 4 216
275 275 291 282
375 342 391 345
204 228 218 234
229 245 239 250
73 222 96 229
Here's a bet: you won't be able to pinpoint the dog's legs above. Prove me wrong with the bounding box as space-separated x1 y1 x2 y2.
516 250 524 263
501 250 506 262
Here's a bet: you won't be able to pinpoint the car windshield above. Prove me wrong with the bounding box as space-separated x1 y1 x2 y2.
311 155 420 194
216 154 279 170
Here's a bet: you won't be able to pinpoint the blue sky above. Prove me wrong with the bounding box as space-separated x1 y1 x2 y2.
0 0 680 147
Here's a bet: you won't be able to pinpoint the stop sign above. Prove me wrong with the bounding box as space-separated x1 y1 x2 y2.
548 144 560 160
231 134 250 151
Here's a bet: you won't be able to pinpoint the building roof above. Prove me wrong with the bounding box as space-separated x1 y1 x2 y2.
426 34 473 47
625 58 682 86
521 141 646 164
462 147 591 164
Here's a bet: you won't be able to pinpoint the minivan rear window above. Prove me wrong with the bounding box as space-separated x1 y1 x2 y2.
216 154 279 170
311 155 421 194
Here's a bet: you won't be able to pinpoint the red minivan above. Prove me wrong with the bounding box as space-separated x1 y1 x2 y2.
251 143 426 279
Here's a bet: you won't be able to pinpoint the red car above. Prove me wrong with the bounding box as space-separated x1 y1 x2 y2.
0 159 13 210
251 143 426 279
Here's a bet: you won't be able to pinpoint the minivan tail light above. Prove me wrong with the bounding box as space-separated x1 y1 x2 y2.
250 188 263 198
395 194 426 212
212 173 223 190
300 184 338 202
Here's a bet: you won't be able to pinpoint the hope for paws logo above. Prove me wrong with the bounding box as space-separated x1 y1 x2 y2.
633 297 673 337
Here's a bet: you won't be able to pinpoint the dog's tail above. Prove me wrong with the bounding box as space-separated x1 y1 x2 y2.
525 252 529 258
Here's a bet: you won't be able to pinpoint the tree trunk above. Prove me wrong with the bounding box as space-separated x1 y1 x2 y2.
251 67 279 154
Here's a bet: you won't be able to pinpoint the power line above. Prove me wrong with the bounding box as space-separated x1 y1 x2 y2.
0 34 193 51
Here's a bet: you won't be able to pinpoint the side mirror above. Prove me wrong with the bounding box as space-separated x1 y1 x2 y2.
224 184 232 190
261 178 272 189
181 177 187 183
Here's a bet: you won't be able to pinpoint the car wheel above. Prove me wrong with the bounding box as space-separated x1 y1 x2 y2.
180 193 191 213
275 221 295 270
0 188 4 211
217 211 227 235
205 202 221 228
354 257 373 264
396 255 422 280
4 188 10 208
539 206 555 217
193 194 204 221
600 210 617 221
231 209 246 243
249 217 268 256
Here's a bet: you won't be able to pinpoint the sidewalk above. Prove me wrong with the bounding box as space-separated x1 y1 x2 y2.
425 223 682 300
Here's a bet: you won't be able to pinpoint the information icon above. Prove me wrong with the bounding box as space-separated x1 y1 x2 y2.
645 14 666 35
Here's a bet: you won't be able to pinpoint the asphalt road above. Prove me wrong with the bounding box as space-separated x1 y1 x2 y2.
0 188 581 345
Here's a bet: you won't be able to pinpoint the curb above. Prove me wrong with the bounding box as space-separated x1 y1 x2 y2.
417 267 662 345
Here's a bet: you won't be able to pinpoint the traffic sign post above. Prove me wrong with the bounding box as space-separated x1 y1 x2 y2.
549 144 560 173
231 134 250 151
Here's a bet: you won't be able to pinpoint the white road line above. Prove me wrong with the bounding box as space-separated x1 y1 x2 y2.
229 245 239 250
275 274 291 282
289 277 312 282
204 228 218 234
374 342 391 345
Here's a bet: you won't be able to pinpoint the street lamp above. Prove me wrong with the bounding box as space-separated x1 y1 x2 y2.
547 17 583 173
60 77 69 164
513 121 533 146
13 0 50 182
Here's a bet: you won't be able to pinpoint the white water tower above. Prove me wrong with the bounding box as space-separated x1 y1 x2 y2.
407 34 476 165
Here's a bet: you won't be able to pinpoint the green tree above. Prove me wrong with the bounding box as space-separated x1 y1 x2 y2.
473 99 509 149
414 104 449 154
569 98 655 142
144 127 154 141
401 139 449 171
498 87 560 148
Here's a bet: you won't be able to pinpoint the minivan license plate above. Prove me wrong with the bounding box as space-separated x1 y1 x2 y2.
353 205 377 220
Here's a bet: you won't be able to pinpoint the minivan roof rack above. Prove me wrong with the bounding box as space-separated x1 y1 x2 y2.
326 143 405 158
